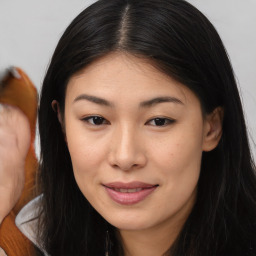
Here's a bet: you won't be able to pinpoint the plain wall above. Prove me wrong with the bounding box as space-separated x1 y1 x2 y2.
0 0 255 159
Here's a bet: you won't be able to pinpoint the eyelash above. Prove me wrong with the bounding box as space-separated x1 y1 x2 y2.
82 116 175 127
82 116 109 126
146 117 175 126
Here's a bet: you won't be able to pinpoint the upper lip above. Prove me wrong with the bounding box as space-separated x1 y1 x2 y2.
103 181 158 189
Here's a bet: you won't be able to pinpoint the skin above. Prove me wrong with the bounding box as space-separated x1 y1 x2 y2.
0 104 30 224
56 52 223 256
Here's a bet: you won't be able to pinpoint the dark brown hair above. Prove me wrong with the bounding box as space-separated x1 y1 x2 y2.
38 0 256 255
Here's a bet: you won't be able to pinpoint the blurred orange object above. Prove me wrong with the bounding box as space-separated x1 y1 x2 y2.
0 67 38 256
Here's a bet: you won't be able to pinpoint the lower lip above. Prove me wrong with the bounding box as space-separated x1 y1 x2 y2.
104 186 157 205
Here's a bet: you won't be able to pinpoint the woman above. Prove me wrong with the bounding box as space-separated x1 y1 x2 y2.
1 0 256 255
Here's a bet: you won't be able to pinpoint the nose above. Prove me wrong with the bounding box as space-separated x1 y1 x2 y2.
108 125 147 171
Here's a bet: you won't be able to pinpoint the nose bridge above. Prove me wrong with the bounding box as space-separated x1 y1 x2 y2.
109 122 146 170
117 123 136 155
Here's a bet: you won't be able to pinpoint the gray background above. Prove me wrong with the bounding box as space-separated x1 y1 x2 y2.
0 0 255 159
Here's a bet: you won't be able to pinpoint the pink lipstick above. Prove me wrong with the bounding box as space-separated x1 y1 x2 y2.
103 182 158 205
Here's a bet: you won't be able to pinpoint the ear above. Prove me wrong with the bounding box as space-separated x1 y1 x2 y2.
202 107 224 152
51 100 66 138
51 100 63 124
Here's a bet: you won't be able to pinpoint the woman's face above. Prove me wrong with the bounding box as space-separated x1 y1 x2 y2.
63 52 220 233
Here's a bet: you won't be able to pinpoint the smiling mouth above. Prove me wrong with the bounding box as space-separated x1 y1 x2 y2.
111 188 144 193
103 182 159 205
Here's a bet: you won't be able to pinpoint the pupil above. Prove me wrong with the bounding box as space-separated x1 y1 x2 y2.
93 117 103 125
155 118 165 126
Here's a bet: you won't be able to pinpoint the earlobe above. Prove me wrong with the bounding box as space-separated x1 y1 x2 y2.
202 107 224 152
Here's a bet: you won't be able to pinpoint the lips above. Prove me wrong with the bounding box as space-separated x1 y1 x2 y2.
103 182 158 205
112 188 143 193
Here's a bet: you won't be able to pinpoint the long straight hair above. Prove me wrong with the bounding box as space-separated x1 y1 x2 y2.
38 0 256 255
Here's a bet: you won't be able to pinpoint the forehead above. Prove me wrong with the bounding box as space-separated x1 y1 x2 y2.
65 52 198 108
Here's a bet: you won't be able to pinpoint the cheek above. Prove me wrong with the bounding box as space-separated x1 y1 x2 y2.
150 124 203 196
67 139 104 203
64 123 106 189
65 116 106 165
66 132 112 213
152 126 203 170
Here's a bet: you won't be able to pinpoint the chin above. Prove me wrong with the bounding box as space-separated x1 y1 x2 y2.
111 221 151 231
103 211 154 231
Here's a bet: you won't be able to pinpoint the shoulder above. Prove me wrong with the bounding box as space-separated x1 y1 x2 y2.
15 195 41 242
0 248 7 256
15 195 48 256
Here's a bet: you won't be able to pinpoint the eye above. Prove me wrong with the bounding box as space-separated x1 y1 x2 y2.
82 116 109 125
146 117 175 127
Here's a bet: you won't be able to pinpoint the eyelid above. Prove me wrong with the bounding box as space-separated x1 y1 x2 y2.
81 115 110 125
80 115 175 127
145 117 176 126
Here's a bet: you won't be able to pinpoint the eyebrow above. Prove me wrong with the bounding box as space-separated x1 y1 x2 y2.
73 94 113 107
73 94 184 107
140 96 184 108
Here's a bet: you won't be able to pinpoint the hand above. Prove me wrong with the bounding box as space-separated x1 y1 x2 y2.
0 104 31 224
